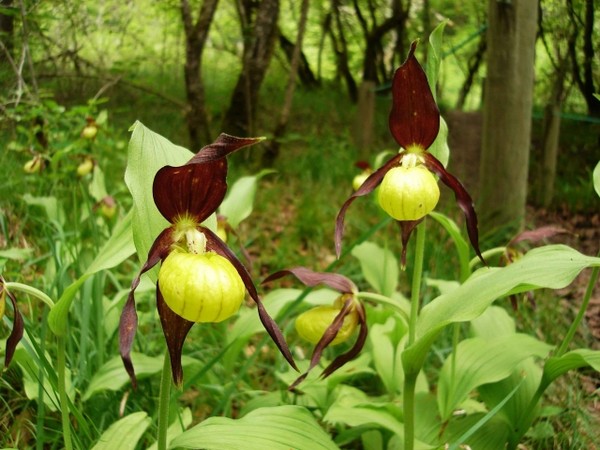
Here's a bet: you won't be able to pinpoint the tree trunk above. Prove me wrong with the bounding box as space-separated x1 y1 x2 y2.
222 0 280 136
329 0 357 102
278 29 318 88
479 0 538 234
181 0 219 150
263 0 310 166
567 0 600 117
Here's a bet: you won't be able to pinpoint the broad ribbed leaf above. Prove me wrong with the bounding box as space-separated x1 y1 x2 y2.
171 406 339 450
351 241 398 296
593 160 600 197
83 353 163 400
219 170 274 228
402 245 600 375
125 121 193 267
543 349 600 383
437 334 552 420
91 412 150 450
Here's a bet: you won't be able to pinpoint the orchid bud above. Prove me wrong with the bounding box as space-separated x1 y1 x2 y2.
377 165 440 221
77 157 94 177
158 249 245 323
295 304 358 346
23 155 43 174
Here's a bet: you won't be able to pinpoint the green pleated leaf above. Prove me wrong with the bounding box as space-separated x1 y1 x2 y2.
91 412 150 450
402 245 600 374
593 160 600 197
437 334 552 420
478 358 542 430
170 405 339 450
425 20 446 99
543 349 600 384
352 241 398 297
83 352 163 400
470 305 515 339
125 121 193 270
444 409 511 450
219 169 274 228
48 210 135 336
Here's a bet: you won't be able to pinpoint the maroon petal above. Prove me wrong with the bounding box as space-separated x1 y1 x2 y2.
399 219 423 270
188 134 264 163
202 226 298 371
156 285 195 387
423 153 485 265
389 41 440 150
1 280 23 368
153 134 264 224
263 267 357 294
320 302 368 379
153 160 227 224
119 227 176 388
335 154 403 258
289 296 355 390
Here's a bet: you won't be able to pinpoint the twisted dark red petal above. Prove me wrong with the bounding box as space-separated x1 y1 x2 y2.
153 134 264 224
263 267 357 294
1 280 23 368
119 227 175 388
202 226 298 371
389 41 440 150
423 153 485 265
320 302 368 379
335 153 403 258
289 296 356 391
156 285 194 387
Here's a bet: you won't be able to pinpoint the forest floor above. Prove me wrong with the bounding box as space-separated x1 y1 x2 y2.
446 110 599 342
447 110 600 423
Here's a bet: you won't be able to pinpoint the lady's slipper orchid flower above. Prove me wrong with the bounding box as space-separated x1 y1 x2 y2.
336 42 484 267
263 267 367 390
119 134 297 387
1 276 24 369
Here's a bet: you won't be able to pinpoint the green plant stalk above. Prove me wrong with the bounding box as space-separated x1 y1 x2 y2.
403 371 418 450
556 263 599 357
510 262 600 448
157 352 172 450
404 221 426 450
4 282 55 309
57 335 73 450
408 221 426 346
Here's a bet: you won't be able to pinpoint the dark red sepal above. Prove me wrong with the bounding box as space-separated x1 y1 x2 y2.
423 153 485 265
1 279 23 368
335 153 403 258
263 267 357 294
153 134 264 224
399 219 423 270
201 226 298 371
320 302 368 379
389 41 440 150
119 227 176 388
156 285 195 387
289 296 356 391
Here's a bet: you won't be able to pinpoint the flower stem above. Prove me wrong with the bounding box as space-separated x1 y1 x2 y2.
157 352 172 450
556 262 599 357
57 335 73 450
408 221 426 346
403 372 418 450
404 221 426 450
